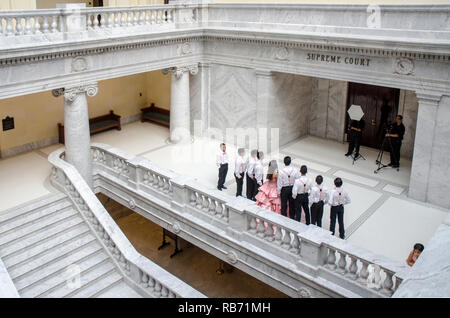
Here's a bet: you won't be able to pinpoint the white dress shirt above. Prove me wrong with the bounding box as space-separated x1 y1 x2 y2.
328 187 351 206
246 156 256 177
309 184 329 204
254 160 264 186
216 150 229 168
235 155 247 178
277 166 300 194
292 175 313 197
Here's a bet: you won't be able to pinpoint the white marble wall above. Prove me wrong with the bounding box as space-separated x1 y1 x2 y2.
398 90 419 159
309 78 348 143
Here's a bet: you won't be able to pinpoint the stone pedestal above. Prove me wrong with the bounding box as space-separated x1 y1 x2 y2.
163 65 198 143
59 83 98 188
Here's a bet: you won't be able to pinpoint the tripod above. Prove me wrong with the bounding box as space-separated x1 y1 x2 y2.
374 133 399 174
351 152 366 165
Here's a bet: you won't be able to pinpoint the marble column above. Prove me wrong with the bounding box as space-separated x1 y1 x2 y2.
163 65 198 143
255 69 276 153
54 83 98 188
190 62 210 137
408 91 442 202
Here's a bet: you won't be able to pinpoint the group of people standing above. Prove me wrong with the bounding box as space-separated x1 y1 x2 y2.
216 144 351 239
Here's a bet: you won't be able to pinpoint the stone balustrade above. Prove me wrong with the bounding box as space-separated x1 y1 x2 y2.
0 10 61 36
49 148 205 298
83 143 410 298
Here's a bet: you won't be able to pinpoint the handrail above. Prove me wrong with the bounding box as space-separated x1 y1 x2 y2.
48 147 205 298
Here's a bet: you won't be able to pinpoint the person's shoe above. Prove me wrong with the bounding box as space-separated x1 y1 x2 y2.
217 187 222 191
354 153 360 159
222 186 228 189
345 152 352 157
392 164 399 168
387 162 393 166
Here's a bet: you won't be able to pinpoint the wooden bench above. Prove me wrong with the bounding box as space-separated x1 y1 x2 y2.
141 103 170 127
58 110 121 144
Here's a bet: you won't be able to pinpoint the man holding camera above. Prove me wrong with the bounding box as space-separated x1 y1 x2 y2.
385 115 405 168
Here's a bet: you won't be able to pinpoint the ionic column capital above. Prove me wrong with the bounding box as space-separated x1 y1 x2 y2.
64 82 98 102
162 64 199 79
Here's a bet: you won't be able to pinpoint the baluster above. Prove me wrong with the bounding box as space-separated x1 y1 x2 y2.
99 13 106 28
381 270 394 296
264 222 274 242
121 12 127 27
208 199 216 214
202 196 209 212
289 234 300 254
42 16 49 33
34 16 41 34
256 219 265 238
107 12 114 28
157 176 164 189
393 276 402 293
51 16 58 33
143 172 149 184
346 256 358 280
115 12 121 27
326 248 337 270
336 252 347 274
25 17 32 35
195 193 202 209
163 179 169 193
141 273 149 287
357 260 370 284
189 191 196 206
157 10 162 24
127 11 133 26
154 281 162 297
248 216 257 234
133 10 139 26
215 200 222 216
167 10 172 23
221 204 228 220
150 10 156 24
148 277 155 290
281 229 291 250
274 226 282 245
93 13 100 29
6 18 13 36
168 291 176 298
161 286 168 298
16 18 24 35
144 10 150 25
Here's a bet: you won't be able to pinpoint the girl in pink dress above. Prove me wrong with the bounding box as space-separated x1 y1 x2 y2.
255 160 282 214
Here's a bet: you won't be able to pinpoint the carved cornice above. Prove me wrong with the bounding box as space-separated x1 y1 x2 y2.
162 64 199 79
63 82 98 102
1 33 449 68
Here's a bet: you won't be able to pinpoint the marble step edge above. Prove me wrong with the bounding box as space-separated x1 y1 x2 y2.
63 266 121 298
11 237 99 283
0 200 73 236
17 248 107 297
0 193 67 224
0 218 87 260
5 226 93 271
0 208 79 248
26 252 111 298
89 274 125 299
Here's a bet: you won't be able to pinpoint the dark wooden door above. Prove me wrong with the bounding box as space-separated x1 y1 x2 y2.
346 82 399 150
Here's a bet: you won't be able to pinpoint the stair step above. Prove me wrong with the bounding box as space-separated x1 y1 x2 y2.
0 200 73 236
4 224 92 269
0 193 67 225
47 262 121 298
12 235 99 285
21 252 111 298
95 281 143 298
0 208 78 247
0 218 86 259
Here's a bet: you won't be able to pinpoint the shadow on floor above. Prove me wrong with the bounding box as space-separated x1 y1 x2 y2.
97 193 289 298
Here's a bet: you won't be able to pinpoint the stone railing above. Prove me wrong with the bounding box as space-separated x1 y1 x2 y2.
87 143 410 298
0 4 199 41
48 148 205 298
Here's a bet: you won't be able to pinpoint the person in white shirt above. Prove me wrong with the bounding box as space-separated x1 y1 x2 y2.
309 175 329 228
277 156 300 219
328 177 351 239
253 151 264 196
234 148 247 197
246 149 258 200
216 143 229 191
292 165 313 224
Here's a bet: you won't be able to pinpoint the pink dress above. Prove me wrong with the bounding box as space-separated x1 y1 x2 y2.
255 179 282 214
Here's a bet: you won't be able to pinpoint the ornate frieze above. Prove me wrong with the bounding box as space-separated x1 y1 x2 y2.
393 57 415 75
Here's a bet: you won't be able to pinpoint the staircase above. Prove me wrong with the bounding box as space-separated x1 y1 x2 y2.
0 193 142 298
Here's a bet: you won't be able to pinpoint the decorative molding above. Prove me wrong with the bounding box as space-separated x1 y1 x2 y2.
128 199 136 209
64 82 98 102
162 64 199 79
297 287 312 298
52 88 65 98
177 42 193 56
393 57 414 75
226 251 238 264
274 46 289 61
171 222 181 234
71 56 89 73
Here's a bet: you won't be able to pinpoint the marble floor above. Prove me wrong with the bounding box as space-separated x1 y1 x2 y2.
0 121 448 265
97 193 288 298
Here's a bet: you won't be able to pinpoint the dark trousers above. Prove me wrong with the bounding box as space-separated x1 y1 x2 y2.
218 164 228 190
311 201 324 227
330 205 345 239
235 172 244 197
254 182 261 200
246 173 255 200
295 193 310 224
390 139 402 166
280 186 295 219
347 131 362 155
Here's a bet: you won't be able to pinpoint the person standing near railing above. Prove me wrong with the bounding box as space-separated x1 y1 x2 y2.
234 148 247 197
277 156 299 219
216 143 229 191
292 165 312 225
246 149 258 200
253 151 264 198
328 177 351 239
309 175 329 227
